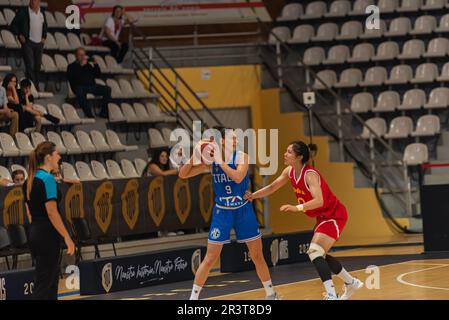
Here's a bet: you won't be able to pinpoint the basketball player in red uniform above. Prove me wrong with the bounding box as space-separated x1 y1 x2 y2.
245 141 363 300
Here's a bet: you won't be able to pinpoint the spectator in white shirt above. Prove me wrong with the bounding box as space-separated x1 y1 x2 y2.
10 0 48 90
100 5 136 63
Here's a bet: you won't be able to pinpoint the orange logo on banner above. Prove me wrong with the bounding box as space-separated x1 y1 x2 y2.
64 183 85 225
174 178 191 224
2 187 24 226
148 176 165 227
199 175 213 223
94 182 114 233
121 179 139 230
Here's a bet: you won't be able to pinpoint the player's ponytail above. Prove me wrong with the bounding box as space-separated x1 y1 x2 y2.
27 142 57 201
290 141 310 164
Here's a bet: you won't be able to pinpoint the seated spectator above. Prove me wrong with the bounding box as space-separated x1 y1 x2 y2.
0 78 19 136
99 5 136 63
52 168 80 184
3 73 20 108
19 79 43 133
144 149 179 177
67 48 111 118
12 169 25 186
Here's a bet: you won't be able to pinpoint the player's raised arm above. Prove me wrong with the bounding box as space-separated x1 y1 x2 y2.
246 166 291 201
178 141 210 179
217 151 249 184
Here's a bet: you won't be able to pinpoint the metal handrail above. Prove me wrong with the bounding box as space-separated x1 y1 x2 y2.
130 24 223 129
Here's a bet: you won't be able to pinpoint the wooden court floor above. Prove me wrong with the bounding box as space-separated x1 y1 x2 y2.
63 244 449 300
210 245 449 300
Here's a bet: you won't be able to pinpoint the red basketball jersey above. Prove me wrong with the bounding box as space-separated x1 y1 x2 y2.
289 164 341 218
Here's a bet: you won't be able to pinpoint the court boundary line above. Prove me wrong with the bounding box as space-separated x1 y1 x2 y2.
207 259 445 299
396 263 449 291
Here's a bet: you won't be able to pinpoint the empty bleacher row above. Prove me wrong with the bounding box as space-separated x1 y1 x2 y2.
0 125 176 158
0 157 149 182
276 0 449 23
312 63 449 90
268 0 449 174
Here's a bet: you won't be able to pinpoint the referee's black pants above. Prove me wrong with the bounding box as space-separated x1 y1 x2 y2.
28 220 61 300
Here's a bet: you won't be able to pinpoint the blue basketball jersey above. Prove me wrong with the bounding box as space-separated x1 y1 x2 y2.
211 150 249 209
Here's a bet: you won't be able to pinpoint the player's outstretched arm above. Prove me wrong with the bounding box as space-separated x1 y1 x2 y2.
280 171 324 213
246 166 290 201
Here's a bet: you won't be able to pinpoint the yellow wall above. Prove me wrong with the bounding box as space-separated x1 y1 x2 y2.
142 65 400 245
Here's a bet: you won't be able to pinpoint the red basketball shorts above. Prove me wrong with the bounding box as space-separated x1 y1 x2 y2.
314 203 348 240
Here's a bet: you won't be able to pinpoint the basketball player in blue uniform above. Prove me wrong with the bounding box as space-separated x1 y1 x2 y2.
179 126 279 300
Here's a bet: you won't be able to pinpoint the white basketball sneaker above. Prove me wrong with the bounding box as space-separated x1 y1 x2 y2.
323 292 340 300
266 292 281 300
340 278 364 300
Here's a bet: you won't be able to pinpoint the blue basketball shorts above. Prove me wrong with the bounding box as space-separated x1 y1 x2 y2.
208 203 261 244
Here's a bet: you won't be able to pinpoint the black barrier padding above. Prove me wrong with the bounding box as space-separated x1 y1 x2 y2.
0 174 214 240
79 245 206 295
220 231 313 273
0 267 35 300
421 185 449 252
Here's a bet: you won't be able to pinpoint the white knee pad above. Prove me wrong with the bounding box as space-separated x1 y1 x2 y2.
307 243 325 262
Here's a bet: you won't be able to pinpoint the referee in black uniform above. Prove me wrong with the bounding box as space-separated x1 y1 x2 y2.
23 141 75 300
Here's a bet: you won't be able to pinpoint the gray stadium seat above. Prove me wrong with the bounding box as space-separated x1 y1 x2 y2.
372 41 399 61
384 117 413 139
424 87 449 109
378 0 399 13
359 66 387 86
360 19 386 39
288 25 315 44
323 45 350 64
302 1 327 19
360 118 387 139
411 63 438 83
106 160 126 179
325 0 351 17
397 0 423 12
410 15 437 35
373 91 400 112
75 130 96 153
350 92 374 113
47 131 67 154
403 143 428 165
411 115 440 137
91 161 110 180
336 21 363 40
75 161 98 181
277 3 303 21
437 62 449 81
347 43 374 63
61 162 80 181
312 23 338 41
268 26 291 44
349 0 375 16
423 38 449 58
121 159 140 178
397 39 425 60
398 89 426 110
421 0 446 10
384 65 413 85
334 68 362 88
312 70 337 90
435 13 449 32
303 47 325 66
385 17 412 37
